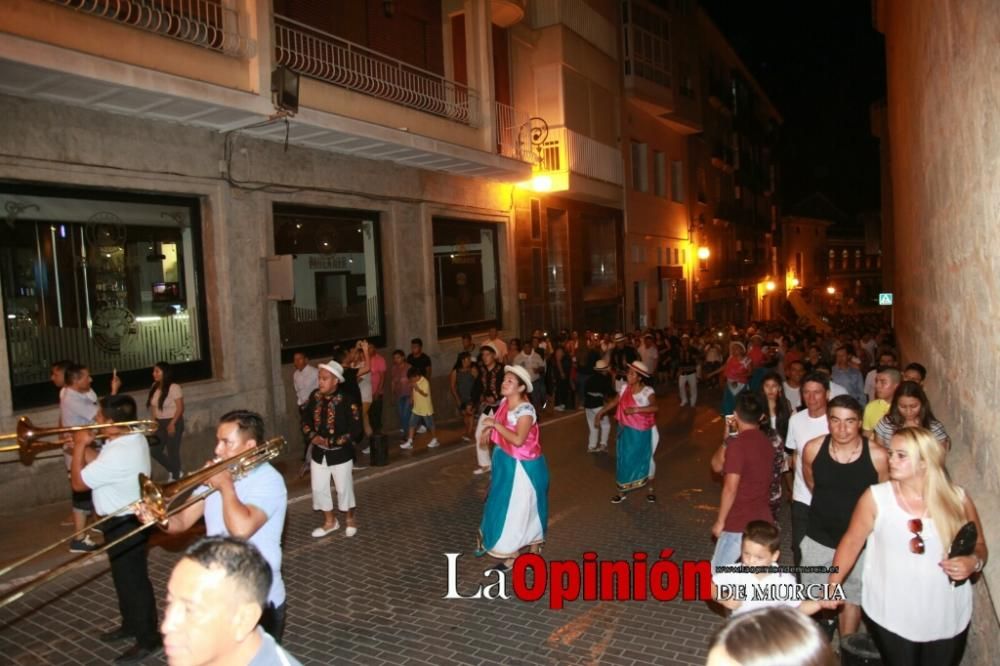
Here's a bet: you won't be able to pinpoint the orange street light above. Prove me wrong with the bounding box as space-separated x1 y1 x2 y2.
826 286 836 295
765 281 776 292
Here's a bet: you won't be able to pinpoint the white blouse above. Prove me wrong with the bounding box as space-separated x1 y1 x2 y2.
862 481 972 641
150 383 184 420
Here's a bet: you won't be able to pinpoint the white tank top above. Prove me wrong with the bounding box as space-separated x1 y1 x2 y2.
862 482 972 641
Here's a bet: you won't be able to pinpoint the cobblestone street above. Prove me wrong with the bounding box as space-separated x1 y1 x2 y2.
0 388 788 665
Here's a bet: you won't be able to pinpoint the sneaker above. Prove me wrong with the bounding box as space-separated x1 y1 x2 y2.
400 440 413 450
461 435 472 443
311 522 339 538
417 425 428 434
362 447 370 454
427 438 440 448
679 401 688 407
473 467 491 475
69 535 98 553
587 446 598 453
345 526 358 537
554 405 566 412
610 494 626 504
599 445 609 453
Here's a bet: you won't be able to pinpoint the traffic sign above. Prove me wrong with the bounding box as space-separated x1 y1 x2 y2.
878 293 893 306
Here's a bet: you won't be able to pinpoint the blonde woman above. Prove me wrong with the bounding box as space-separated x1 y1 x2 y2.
830 427 986 665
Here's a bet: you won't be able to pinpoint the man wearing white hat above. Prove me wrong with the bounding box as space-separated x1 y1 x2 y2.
583 360 615 453
301 362 363 538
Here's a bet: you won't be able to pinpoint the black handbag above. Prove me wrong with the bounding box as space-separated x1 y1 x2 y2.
948 521 978 587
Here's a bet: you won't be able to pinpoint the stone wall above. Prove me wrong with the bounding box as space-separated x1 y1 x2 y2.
879 0 1000 661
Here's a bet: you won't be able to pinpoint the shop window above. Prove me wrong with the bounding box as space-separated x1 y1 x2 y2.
274 204 385 361
0 184 211 409
433 218 500 336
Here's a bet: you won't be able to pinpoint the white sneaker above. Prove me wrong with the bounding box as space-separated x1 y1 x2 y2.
362 447 370 454
473 467 491 475
400 440 413 450
679 401 688 407
587 446 598 453
345 526 358 537
461 435 472 442
427 438 440 448
417 425 428 434
311 522 339 538
554 406 566 412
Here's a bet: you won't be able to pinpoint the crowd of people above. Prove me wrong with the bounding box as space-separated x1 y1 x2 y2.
34 312 990 665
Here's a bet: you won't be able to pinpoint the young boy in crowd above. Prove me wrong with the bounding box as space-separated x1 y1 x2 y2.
712 521 833 616
401 366 439 450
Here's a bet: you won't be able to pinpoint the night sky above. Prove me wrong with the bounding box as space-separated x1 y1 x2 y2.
699 1 886 220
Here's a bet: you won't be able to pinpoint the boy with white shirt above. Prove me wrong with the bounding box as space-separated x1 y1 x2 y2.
61 362 101 553
785 372 830 567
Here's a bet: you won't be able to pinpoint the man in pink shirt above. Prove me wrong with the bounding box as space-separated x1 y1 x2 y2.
368 344 388 435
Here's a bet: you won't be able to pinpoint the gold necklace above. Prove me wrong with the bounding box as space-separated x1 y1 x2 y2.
831 438 861 463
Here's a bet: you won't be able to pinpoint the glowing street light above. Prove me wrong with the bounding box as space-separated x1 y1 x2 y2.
827 286 836 295
765 281 776 292
697 246 711 260
790 277 800 288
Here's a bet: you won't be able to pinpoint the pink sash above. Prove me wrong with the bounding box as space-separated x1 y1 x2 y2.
616 386 656 431
490 399 542 461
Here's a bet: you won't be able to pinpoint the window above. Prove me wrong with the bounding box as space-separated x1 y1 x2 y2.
828 249 835 271
855 249 862 269
531 248 544 299
0 184 211 409
631 142 648 193
654 152 667 197
530 198 541 240
657 247 663 265
680 249 686 264
274 205 384 361
841 249 849 271
583 217 618 289
432 218 500 336
670 161 684 203
673 248 680 265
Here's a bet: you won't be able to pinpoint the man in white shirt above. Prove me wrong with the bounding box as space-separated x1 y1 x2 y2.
782 360 806 412
61 363 101 553
71 394 160 663
513 344 546 410
292 352 319 463
784 372 830 568
482 326 507 363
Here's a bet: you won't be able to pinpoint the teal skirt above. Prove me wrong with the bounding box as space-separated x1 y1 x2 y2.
616 425 653 491
477 447 549 559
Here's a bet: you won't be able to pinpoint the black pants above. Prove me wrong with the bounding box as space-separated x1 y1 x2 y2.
150 417 184 478
791 501 810 569
102 516 159 648
369 395 384 433
867 614 969 666
260 601 287 644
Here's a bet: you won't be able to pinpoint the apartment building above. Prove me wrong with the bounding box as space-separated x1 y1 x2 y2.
0 0 539 507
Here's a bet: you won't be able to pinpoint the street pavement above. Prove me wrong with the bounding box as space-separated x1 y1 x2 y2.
0 385 792 665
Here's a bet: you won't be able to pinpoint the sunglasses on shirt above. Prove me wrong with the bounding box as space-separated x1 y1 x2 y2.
908 518 925 555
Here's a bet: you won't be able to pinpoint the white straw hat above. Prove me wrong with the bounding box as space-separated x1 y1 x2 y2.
504 365 533 394
318 361 345 382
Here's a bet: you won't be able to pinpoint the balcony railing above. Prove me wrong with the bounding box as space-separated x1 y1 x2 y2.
537 127 624 186
622 1 671 88
494 102 536 162
274 15 479 127
46 0 253 56
530 0 618 59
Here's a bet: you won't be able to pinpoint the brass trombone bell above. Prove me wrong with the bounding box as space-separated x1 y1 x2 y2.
0 417 160 464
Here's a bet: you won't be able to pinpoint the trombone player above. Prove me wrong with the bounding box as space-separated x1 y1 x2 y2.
138 410 289 643
70 394 161 663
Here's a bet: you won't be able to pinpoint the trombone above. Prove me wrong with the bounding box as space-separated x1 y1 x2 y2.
0 435 287 609
0 417 160 465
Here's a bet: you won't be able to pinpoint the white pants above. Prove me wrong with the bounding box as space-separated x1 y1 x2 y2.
649 426 660 480
311 458 355 512
585 408 610 449
678 372 698 405
474 412 493 468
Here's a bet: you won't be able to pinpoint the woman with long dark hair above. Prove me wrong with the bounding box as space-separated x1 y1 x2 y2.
756 371 793 522
874 381 951 450
147 361 185 480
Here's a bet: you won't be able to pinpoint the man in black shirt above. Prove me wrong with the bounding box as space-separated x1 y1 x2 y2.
471 345 503 475
677 334 701 407
406 338 432 378
302 362 363 539
610 333 638 391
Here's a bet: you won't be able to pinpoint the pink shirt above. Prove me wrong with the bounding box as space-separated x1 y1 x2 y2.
369 353 387 396
490 399 541 461
391 362 410 398
616 385 657 431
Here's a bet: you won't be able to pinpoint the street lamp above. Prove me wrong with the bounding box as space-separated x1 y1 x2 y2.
765 281 776 292
790 277 800 288
697 246 710 260
827 286 836 295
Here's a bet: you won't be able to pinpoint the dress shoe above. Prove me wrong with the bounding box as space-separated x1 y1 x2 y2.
114 641 161 663
99 627 132 643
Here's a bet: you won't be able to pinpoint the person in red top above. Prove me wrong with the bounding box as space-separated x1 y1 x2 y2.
711 392 777 572
708 341 752 415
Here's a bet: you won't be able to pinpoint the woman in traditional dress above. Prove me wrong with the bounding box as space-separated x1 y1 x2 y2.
476 365 550 571
597 361 659 504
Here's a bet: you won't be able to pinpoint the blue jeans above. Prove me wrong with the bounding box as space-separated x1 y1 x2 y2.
712 531 743 573
396 397 412 433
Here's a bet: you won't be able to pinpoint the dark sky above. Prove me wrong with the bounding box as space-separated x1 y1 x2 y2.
699 1 886 219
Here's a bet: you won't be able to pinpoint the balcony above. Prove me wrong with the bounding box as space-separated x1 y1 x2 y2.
44 0 253 57
537 127 624 186
274 15 478 127
530 0 617 59
494 102 535 162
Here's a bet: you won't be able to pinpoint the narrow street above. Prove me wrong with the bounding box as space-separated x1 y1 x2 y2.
0 386 765 665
